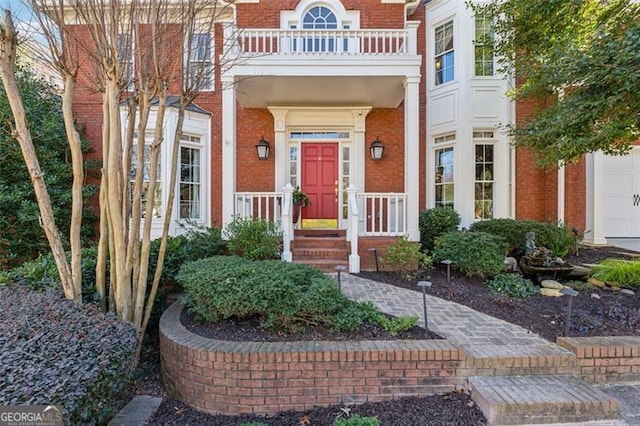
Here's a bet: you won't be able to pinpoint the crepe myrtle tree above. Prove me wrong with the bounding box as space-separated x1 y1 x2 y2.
0 0 245 366
472 0 640 166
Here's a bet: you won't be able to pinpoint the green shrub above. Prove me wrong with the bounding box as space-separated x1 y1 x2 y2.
224 216 282 260
433 231 508 278
470 219 575 257
149 225 225 287
590 259 640 287
382 236 432 280
487 273 539 299
0 247 100 302
419 207 461 252
178 256 417 334
334 414 381 426
0 285 136 425
0 66 97 269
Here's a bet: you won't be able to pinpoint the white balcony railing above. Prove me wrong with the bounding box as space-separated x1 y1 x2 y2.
236 29 412 56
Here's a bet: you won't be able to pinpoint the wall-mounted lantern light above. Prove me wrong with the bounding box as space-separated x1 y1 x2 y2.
370 137 385 161
255 136 270 160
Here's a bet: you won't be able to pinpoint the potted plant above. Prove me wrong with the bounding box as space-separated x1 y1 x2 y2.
292 186 310 224
293 186 311 207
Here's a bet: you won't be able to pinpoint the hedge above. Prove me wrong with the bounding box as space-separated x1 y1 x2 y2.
0 285 136 425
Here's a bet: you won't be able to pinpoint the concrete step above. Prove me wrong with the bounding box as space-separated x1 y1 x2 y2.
469 375 619 425
463 343 578 377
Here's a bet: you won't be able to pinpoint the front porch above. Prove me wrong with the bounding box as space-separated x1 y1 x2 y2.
233 187 410 273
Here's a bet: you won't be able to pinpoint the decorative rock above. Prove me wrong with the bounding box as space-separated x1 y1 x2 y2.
621 289 635 295
504 257 518 273
541 288 563 297
591 293 601 299
587 277 606 288
568 265 590 277
541 279 563 290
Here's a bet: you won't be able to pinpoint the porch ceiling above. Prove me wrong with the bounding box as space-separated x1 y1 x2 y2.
235 76 406 108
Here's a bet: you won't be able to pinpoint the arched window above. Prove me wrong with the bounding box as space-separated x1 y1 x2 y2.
303 5 338 51
303 6 338 29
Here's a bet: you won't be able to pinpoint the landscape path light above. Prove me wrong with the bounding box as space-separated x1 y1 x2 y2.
417 281 432 336
335 265 346 290
560 287 579 336
368 248 379 272
441 259 452 285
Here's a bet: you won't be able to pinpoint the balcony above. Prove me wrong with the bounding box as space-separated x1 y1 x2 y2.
224 25 421 108
236 28 414 56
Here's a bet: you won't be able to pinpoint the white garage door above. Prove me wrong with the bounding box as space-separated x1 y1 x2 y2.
603 148 640 238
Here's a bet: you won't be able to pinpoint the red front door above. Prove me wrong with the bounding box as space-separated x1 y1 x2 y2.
302 143 338 223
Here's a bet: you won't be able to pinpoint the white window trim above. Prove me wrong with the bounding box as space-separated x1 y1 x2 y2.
434 20 455 86
473 131 497 220
178 134 204 221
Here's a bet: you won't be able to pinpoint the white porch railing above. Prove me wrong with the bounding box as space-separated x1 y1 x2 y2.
358 192 407 236
237 28 412 56
234 187 407 271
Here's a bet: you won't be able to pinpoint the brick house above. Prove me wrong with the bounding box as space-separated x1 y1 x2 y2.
70 0 632 272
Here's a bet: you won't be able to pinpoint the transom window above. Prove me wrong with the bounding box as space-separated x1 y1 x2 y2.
435 21 454 85
474 14 494 76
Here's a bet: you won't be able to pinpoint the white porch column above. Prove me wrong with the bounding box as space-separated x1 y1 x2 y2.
351 108 371 194
268 108 289 190
585 152 607 244
404 76 420 241
221 75 236 228
557 163 565 223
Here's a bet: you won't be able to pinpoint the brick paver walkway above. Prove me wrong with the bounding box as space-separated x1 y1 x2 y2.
339 273 574 359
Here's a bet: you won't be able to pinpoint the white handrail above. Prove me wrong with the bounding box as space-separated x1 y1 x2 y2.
234 192 282 223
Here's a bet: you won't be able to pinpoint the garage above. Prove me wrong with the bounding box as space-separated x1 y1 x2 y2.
602 147 640 238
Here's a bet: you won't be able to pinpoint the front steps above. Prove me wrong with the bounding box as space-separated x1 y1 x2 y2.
291 230 349 272
469 375 620 425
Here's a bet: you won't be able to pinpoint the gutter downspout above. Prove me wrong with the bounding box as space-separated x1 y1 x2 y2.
405 0 421 20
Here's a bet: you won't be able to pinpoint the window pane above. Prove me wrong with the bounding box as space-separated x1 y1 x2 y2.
180 146 201 220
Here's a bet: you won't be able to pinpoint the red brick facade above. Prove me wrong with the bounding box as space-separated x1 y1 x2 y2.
69 0 588 236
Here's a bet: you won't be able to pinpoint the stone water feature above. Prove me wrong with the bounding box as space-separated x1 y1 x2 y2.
519 232 574 278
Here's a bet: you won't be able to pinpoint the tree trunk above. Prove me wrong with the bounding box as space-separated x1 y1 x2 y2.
0 11 77 302
62 73 84 302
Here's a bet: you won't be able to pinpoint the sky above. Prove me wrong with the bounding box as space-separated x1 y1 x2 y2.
0 1 33 22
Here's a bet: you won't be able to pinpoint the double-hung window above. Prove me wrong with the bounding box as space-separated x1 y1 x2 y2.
131 132 162 218
435 21 454 85
188 33 213 90
474 14 494 76
474 131 496 219
434 134 456 208
179 135 202 220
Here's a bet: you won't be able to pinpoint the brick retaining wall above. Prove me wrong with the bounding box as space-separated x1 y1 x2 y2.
556 336 640 383
160 303 466 416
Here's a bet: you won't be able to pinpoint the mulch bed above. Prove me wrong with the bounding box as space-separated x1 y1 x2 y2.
358 245 640 342
141 244 639 425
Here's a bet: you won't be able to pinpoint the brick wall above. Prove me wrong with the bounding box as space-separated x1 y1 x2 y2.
161 303 465 416
557 336 640 383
